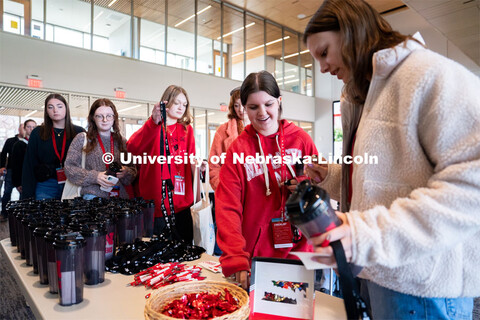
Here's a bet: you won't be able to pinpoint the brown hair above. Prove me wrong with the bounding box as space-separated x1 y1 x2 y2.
39 93 77 140
303 0 416 105
240 71 282 116
161 85 193 127
227 89 242 121
84 98 127 154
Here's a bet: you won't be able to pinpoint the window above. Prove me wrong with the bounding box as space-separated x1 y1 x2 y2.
32 0 44 39
196 0 221 75
266 23 282 81
225 5 245 81
167 0 196 71
245 14 264 76
282 30 300 93
45 0 90 49
193 108 208 160
3 0 24 35
333 101 342 156
300 40 313 96
93 0 131 56
136 0 166 63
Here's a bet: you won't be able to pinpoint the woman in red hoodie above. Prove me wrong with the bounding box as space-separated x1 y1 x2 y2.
216 71 318 289
127 85 195 243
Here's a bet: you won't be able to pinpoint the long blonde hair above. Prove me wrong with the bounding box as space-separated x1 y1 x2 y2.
161 85 193 127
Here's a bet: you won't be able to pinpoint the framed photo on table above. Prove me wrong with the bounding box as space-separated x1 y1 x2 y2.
249 257 315 320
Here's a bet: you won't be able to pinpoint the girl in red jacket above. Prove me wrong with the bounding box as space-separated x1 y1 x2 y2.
127 85 195 243
215 71 318 289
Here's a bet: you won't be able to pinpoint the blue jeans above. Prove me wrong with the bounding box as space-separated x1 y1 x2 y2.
1 170 14 217
83 194 97 200
35 179 64 200
365 280 473 319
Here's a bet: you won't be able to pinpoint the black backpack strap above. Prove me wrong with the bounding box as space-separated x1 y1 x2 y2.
330 240 370 320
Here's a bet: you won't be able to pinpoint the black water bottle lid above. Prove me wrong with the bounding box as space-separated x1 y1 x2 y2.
53 232 86 250
285 180 332 224
81 222 107 237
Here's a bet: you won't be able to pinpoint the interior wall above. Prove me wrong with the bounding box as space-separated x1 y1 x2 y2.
0 32 315 122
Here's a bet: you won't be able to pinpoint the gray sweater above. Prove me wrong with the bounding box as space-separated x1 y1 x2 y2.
64 132 136 199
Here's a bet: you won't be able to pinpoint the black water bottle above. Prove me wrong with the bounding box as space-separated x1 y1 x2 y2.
285 180 341 238
286 180 362 276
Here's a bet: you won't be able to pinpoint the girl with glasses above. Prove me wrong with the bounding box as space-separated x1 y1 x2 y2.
64 98 136 199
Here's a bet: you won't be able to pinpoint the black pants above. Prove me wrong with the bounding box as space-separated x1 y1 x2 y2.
153 208 193 244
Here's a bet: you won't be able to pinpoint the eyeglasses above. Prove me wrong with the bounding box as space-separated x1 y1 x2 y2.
94 114 115 121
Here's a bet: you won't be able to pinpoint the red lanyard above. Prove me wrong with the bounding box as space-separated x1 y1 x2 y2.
97 133 114 170
51 128 67 165
279 127 287 219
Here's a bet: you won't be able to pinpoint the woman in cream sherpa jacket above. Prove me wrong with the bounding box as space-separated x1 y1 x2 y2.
304 0 480 318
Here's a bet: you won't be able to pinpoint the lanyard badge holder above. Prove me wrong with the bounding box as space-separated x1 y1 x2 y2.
268 127 301 249
159 102 179 237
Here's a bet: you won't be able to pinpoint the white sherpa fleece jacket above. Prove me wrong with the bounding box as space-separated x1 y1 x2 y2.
321 34 480 297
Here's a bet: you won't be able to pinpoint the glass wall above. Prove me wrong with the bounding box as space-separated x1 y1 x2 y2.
196 0 221 75
1 0 313 97
31 0 43 39
3 0 24 35
167 0 195 71
282 30 300 93
225 5 245 81
245 14 264 77
333 101 342 157
266 22 282 83
300 40 313 96
136 0 166 64
93 0 131 56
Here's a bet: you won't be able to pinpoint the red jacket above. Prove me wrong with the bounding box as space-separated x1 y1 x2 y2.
216 120 317 277
208 119 241 191
127 118 195 217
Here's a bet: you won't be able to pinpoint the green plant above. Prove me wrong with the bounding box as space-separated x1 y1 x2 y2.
334 128 343 142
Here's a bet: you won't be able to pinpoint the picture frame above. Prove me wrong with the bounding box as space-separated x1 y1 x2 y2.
249 257 315 320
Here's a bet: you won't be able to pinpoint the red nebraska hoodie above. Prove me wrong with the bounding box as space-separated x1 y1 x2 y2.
216 120 317 277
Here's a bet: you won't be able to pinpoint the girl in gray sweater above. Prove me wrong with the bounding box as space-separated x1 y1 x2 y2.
65 98 136 199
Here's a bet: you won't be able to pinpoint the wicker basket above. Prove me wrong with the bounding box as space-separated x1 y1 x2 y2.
144 280 249 320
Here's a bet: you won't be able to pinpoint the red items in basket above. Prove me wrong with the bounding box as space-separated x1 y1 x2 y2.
162 289 239 319
128 262 205 290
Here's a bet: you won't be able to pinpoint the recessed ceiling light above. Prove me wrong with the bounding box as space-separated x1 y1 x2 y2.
297 14 306 19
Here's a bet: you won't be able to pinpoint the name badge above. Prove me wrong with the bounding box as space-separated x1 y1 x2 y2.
109 187 120 198
174 175 185 195
56 168 66 184
271 218 293 249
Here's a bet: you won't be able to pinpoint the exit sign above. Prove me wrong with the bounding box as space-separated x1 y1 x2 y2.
115 90 126 99
115 87 126 99
27 75 43 88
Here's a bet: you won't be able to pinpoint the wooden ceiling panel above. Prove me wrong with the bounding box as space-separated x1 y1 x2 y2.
225 0 405 33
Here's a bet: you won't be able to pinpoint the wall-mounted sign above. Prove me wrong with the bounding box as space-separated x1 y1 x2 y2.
27 75 42 88
115 87 126 99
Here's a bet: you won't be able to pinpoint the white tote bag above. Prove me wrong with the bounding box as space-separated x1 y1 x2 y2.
61 132 87 200
190 162 215 255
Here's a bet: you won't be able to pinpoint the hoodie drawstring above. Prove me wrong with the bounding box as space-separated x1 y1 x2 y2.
256 133 297 197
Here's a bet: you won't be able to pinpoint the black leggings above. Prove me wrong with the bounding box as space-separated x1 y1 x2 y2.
153 208 193 244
